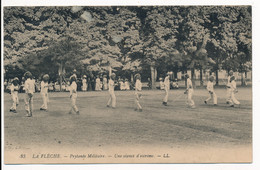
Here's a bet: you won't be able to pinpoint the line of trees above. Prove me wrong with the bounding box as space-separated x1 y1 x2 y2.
4 6 251 88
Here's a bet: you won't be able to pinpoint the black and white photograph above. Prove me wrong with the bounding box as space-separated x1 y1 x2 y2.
1 0 257 168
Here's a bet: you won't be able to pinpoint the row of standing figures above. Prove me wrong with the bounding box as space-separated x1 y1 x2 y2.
8 70 240 117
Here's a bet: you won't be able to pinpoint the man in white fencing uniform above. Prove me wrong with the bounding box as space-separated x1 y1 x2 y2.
107 73 116 108
226 70 233 104
184 74 195 108
229 75 240 107
40 74 49 111
162 72 170 106
204 75 217 105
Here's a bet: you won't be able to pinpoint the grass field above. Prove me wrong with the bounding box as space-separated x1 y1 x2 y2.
4 87 252 163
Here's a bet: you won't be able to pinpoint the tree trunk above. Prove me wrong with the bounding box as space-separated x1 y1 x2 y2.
215 70 219 86
59 63 63 91
182 70 187 87
150 65 156 89
174 71 177 79
200 68 203 86
191 68 195 88
131 73 134 82
241 72 245 86
155 68 157 82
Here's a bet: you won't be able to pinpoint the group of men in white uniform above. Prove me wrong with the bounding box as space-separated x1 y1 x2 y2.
8 70 240 116
161 70 240 108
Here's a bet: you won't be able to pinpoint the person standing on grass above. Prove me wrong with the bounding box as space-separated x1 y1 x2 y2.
204 75 217 106
82 75 87 92
159 77 165 90
226 70 233 104
107 73 116 109
69 75 80 115
134 73 143 112
184 74 195 109
229 75 240 107
9 77 20 113
40 74 49 111
103 75 108 90
24 71 35 117
95 75 101 91
162 72 170 106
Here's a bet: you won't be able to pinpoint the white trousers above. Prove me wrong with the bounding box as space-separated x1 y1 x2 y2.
25 93 33 114
41 93 49 109
82 84 87 91
187 89 195 107
163 88 169 103
107 91 116 108
135 92 142 109
70 94 79 112
206 91 217 104
226 88 232 103
10 93 19 110
230 92 240 105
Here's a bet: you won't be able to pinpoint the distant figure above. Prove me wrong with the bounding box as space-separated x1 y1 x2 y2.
204 75 217 105
72 69 77 79
54 81 60 92
229 75 240 107
40 74 49 111
69 75 79 115
226 70 233 104
159 77 165 90
103 75 108 90
172 79 179 89
20 77 25 93
4 79 8 92
49 81 54 92
184 74 195 109
120 79 126 91
82 75 87 92
9 77 20 113
24 71 35 117
66 81 70 91
134 73 142 112
147 78 152 89
162 72 170 106
61 82 66 91
95 75 101 91
125 78 130 90
107 73 116 109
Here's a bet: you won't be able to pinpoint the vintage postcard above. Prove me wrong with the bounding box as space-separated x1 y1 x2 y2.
2 0 255 167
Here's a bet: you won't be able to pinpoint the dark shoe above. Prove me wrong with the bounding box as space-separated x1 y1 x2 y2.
204 101 207 104
139 109 143 112
230 105 234 107
214 104 217 106
106 105 110 108
226 101 230 104
76 111 80 115
13 110 17 113
162 102 167 106
134 108 138 111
